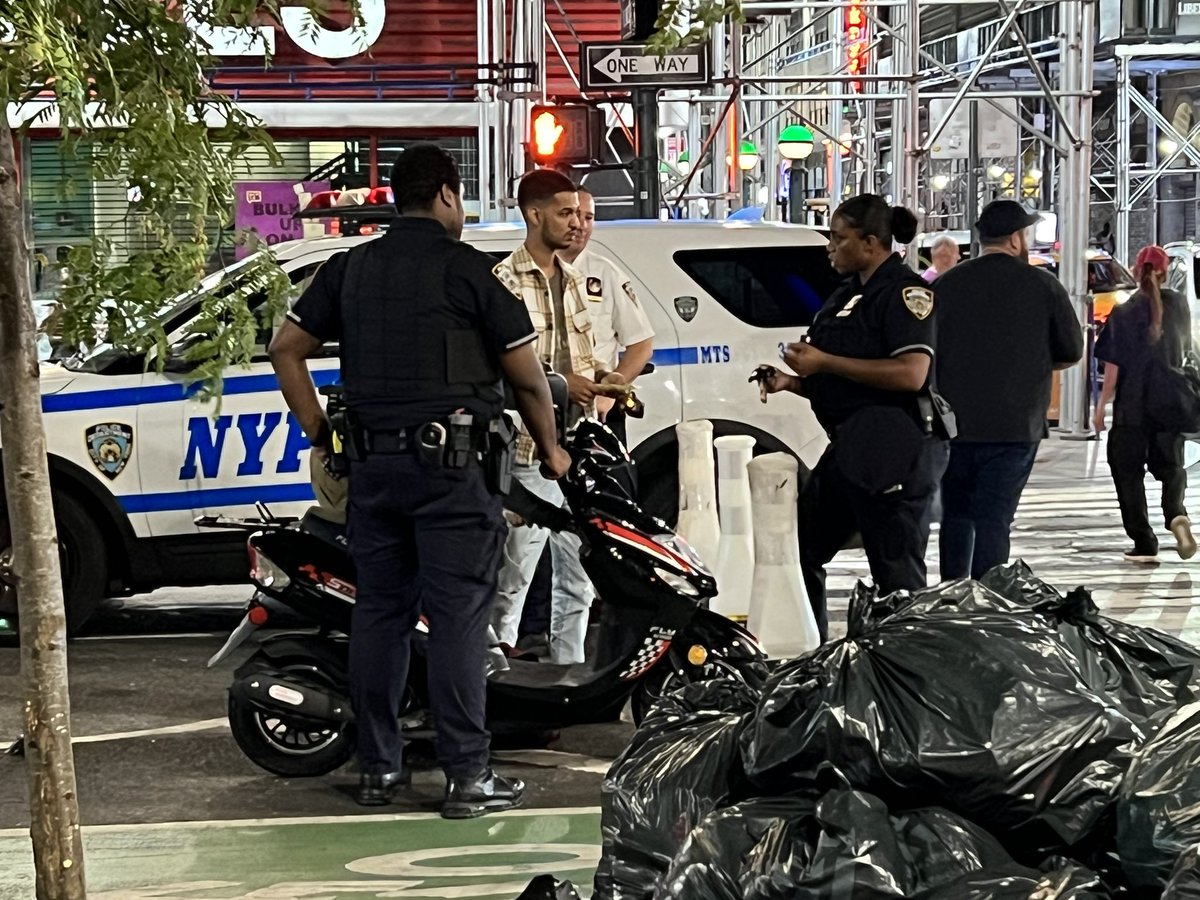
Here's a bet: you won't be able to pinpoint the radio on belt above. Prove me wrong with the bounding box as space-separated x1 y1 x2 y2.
446 410 475 469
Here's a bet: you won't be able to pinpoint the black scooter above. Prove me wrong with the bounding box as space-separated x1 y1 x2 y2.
205 418 765 779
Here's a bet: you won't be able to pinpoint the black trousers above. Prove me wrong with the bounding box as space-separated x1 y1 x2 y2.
1107 425 1187 552
800 440 947 641
348 453 506 778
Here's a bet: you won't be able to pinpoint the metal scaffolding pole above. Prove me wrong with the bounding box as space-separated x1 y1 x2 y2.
894 0 920 264
1114 55 1131 263
476 0 494 221
1057 0 1096 438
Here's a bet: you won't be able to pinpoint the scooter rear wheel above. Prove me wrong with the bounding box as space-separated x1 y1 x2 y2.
228 655 356 778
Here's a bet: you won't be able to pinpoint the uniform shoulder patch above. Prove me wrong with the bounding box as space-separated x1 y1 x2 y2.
491 262 522 298
586 276 603 297
901 286 934 320
621 281 640 307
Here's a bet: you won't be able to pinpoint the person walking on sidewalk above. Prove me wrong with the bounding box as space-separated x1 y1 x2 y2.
1094 244 1197 563
935 200 1084 580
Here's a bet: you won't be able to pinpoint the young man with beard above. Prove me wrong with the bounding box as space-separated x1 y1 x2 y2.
491 170 614 665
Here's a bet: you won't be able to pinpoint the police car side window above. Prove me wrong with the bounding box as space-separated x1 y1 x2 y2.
1168 257 1189 293
673 247 837 328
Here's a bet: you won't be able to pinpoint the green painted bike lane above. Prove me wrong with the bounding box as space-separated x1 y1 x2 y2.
0 808 600 899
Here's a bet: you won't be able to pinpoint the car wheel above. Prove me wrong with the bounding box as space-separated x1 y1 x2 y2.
0 492 107 636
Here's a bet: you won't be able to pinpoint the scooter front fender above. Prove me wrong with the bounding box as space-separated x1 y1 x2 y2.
677 607 767 662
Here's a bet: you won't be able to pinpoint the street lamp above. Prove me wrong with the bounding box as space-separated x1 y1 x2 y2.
930 173 950 191
727 140 760 171
778 124 816 161
677 151 691 175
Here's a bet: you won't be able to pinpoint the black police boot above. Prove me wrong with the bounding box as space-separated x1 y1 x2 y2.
442 768 524 819
356 768 411 807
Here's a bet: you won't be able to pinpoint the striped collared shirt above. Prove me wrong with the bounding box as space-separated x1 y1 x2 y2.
493 244 597 464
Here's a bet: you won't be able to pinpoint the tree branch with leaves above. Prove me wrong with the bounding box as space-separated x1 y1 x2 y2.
0 2 354 895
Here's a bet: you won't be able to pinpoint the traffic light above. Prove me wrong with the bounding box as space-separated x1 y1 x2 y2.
528 105 601 166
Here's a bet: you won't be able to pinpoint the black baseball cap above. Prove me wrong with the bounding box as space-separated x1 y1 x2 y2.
975 200 1041 239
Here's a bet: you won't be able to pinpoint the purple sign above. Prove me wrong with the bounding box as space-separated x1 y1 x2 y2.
234 180 329 258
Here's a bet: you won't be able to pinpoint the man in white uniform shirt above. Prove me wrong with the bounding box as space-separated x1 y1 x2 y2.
560 186 655 445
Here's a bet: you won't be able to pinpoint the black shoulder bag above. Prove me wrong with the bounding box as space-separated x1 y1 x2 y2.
1145 348 1200 437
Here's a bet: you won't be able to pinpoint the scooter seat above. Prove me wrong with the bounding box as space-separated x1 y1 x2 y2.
301 510 347 547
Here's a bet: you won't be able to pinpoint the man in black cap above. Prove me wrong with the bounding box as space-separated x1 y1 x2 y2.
934 200 1084 580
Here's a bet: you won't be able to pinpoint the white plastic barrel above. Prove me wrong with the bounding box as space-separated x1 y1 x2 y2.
675 420 721 569
747 453 820 658
712 434 756 622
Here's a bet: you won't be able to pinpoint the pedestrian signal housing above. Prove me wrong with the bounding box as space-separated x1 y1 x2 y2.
529 105 602 166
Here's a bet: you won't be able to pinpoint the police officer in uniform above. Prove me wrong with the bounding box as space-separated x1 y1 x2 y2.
269 144 570 818
756 194 948 640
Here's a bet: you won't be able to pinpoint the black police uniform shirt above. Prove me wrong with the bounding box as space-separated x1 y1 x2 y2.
803 253 936 435
935 253 1083 443
288 218 537 431
1095 287 1192 429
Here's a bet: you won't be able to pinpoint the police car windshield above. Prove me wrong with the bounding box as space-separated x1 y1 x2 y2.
64 253 267 372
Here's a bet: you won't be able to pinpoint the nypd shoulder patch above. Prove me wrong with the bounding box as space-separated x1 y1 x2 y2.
491 263 522 298
902 286 934 320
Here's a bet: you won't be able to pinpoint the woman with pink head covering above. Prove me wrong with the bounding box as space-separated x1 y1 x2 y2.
1094 244 1196 563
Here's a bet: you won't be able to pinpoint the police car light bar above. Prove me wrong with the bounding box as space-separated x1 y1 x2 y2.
297 186 396 222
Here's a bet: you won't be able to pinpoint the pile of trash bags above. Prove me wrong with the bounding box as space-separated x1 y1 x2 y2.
579 562 1200 900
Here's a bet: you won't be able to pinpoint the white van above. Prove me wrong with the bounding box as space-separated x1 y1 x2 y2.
13 220 838 629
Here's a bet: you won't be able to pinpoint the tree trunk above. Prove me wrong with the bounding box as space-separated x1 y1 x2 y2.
0 121 87 898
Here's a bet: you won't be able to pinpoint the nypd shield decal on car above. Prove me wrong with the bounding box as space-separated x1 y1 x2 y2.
86 423 134 480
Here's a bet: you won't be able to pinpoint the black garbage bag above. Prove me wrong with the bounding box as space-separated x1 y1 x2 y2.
654 789 1106 900
1117 703 1200 891
514 875 582 900
593 678 761 900
1163 845 1200 900
982 562 1200 733
741 579 1141 861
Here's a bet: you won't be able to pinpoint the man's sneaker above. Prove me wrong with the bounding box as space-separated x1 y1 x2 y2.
356 768 411 807
1124 547 1159 564
442 768 525 819
1171 516 1198 560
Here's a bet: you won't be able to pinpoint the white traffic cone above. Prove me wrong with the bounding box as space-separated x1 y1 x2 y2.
747 453 820 658
675 420 721 569
712 434 756 622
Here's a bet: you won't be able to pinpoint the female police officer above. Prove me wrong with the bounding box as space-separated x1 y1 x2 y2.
756 194 949 641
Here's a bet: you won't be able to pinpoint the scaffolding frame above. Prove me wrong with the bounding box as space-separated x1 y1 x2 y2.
1112 43 1200 265
696 0 1097 433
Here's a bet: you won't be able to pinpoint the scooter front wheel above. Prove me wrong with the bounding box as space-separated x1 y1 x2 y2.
228 655 356 778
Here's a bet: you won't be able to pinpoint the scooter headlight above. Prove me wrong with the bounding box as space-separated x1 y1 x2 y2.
249 544 291 590
653 565 699 597
652 533 709 574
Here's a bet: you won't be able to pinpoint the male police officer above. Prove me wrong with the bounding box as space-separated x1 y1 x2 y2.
269 144 570 819
560 185 655 445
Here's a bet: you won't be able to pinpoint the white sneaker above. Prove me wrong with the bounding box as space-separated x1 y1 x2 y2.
1171 516 1198 560
1124 547 1159 564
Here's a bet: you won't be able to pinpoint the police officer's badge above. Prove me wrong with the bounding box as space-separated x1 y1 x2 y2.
902 286 934 320
586 276 603 298
86 423 133 480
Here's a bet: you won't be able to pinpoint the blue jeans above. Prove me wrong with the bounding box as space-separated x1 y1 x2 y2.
938 442 1039 581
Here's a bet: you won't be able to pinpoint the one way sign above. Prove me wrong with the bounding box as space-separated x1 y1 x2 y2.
581 42 711 91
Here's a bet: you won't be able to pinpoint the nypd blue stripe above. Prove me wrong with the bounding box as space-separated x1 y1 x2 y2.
118 482 316 514
650 346 700 367
42 368 342 414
